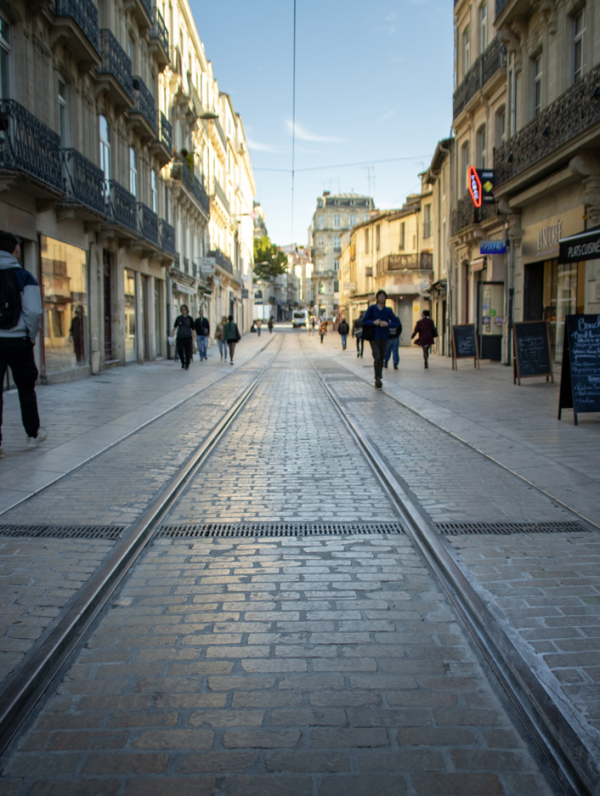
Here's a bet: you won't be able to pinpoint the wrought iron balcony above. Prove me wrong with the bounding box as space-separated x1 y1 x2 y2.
149 7 169 69
138 202 159 245
495 0 511 16
149 111 172 167
213 179 230 214
0 99 63 194
207 248 233 275
453 37 506 119
376 253 433 274
494 63 600 187
183 257 190 274
97 29 133 100
62 148 105 216
159 219 176 254
105 179 137 233
54 0 100 53
171 159 210 217
451 193 497 237
130 76 156 137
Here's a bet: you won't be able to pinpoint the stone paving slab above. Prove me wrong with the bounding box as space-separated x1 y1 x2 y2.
0 537 555 795
310 332 600 525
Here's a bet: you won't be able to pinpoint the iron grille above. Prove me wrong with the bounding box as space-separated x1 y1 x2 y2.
158 522 406 538
451 193 497 237
171 159 210 216
138 201 159 244
105 179 137 232
131 76 156 132
55 0 100 52
207 248 234 275
98 29 133 97
150 7 169 54
155 111 172 152
436 521 593 536
62 148 106 215
453 36 506 119
0 524 124 540
159 218 176 254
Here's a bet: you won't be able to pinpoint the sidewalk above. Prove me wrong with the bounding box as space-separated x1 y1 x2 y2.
0 332 273 515
308 332 600 527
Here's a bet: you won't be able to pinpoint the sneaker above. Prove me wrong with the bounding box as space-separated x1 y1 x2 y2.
393 364 398 370
357 353 360 358
26 427 48 450
0 447 5 459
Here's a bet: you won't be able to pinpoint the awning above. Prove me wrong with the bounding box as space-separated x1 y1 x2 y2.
470 257 486 272
559 225 600 264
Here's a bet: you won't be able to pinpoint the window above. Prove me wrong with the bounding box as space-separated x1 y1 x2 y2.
0 16 10 99
442 219 447 273
413 235 417 250
151 170 158 213
334 214 341 228
129 147 137 197
463 26 470 74
573 9 585 82
334 259 339 269
319 281 325 294
423 205 431 239
533 55 542 116
317 198 323 208
496 107 506 145
376 224 381 251
349 214 356 226
317 236 324 246
364 228 369 254
479 2 487 54
476 124 486 168
58 80 68 144
318 215 324 229
461 141 470 196
399 222 405 251
164 184 170 223
333 236 341 250
441 165 446 198
510 64 518 135
334 279 339 292
99 115 110 183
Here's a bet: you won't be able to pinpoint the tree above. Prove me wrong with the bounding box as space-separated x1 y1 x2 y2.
253 236 288 280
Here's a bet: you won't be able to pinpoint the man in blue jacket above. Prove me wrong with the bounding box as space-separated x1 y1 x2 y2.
0 232 46 458
362 289 400 389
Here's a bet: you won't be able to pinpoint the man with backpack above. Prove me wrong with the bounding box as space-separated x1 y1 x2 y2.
0 232 46 458
338 318 350 350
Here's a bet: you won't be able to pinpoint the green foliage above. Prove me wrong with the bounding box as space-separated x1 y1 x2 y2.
253 236 288 280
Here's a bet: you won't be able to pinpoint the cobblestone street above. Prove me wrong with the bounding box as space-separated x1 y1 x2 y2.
0 330 598 795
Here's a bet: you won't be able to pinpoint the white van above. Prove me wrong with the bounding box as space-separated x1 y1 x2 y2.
292 310 308 328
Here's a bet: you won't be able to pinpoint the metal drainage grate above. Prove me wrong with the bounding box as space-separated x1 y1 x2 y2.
0 524 125 540
436 521 593 536
158 522 406 539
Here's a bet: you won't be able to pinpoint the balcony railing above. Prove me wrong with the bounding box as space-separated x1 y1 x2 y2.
105 179 137 232
138 202 158 244
207 248 233 275
140 0 152 21
55 0 99 52
98 29 133 97
131 76 156 131
0 99 63 193
376 253 433 274
171 159 210 216
494 63 600 187
150 7 168 54
159 218 175 254
214 179 230 214
155 111 172 152
495 0 510 16
451 193 497 237
453 37 506 119
62 148 105 215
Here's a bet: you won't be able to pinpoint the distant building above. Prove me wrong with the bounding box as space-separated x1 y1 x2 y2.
253 201 268 239
282 245 314 308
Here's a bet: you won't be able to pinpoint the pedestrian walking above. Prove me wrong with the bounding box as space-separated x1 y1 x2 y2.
172 305 195 370
0 232 46 458
268 317 274 333
338 318 349 350
384 319 402 371
352 312 364 358
223 314 241 365
361 290 400 389
411 309 437 369
309 316 316 335
194 309 210 361
319 319 327 344
255 318 262 337
215 315 228 361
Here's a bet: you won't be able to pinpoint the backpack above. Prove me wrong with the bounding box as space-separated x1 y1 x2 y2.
0 269 22 330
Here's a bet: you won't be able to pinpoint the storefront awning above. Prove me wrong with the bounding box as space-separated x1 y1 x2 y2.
470 257 486 272
559 225 600 264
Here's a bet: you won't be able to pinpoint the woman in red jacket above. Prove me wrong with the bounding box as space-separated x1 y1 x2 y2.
411 310 436 369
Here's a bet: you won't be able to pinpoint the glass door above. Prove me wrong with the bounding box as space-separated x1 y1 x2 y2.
478 281 504 360
124 269 137 363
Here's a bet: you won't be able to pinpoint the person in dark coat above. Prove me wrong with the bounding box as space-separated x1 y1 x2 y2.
362 290 400 389
172 304 195 370
222 314 241 365
411 309 436 368
338 319 349 349
194 310 210 361
352 312 364 358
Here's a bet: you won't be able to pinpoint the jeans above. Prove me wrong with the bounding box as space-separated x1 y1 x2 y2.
198 335 208 360
370 339 388 382
355 335 364 355
176 337 192 368
341 334 347 348
0 337 40 444
257 326 261 336
384 337 400 367
217 339 228 360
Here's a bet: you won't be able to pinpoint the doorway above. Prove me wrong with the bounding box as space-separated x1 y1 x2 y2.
103 250 114 362
477 281 504 360
141 275 150 361
524 262 544 321
396 298 413 346
154 282 162 358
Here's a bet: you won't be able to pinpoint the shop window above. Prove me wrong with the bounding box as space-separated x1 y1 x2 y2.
40 236 89 373
573 9 585 82
0 16 9 99
124 269 137 363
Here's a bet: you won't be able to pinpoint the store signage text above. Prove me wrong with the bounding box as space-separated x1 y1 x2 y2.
467 166 482 208
537 221 562 254
480 240 506 254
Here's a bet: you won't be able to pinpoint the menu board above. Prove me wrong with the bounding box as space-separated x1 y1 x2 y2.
558 314 600 425
513 321 553 385
452 325 479 370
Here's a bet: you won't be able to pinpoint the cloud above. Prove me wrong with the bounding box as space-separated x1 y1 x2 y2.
377 110 396 122
285 120 346 143
246 138 282 153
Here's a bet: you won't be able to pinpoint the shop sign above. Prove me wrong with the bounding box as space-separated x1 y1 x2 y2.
559 225 600 264
538 221 562 255
479 169 495 203
467 166 482 208
522 208 582 262
480 240 506 254
200 257 216 273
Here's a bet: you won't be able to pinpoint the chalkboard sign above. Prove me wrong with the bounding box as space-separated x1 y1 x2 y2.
559 314 600 425
513 321 553 385
452 325 479 370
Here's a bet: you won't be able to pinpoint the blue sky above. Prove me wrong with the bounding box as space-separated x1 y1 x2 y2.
189 0 454 247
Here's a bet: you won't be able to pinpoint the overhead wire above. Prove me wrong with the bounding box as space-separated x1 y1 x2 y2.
255 154 430 174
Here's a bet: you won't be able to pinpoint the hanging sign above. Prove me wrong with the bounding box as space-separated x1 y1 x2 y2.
467 166 482 208
480 240 506 255
478 169 495 203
